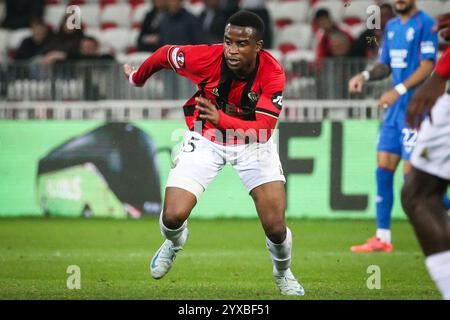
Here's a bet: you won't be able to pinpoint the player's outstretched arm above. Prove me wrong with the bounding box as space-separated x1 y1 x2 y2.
124 45 173 87
348 63 391 94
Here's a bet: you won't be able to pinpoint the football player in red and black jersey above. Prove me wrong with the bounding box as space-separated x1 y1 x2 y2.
124 11 304 296
401 15 450 300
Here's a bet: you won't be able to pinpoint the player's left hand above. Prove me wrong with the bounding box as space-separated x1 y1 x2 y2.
195 97 219 126
123 64 135 79
378 89 399 109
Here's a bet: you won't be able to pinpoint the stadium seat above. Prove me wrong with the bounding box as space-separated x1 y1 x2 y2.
102 28 136 54
7 28 32 59
44 4 67 31
342 0 373 25
127 28 140 53
275 23 313 54
69 0 87 5
78 4 101 28
285 49 316 66
84 27 104 47
131 2 152 29
443 1 450 14
417 0 443 19
267 0 310 28
266 48 283 62
100 0 119 9
310 0 344 24
184 1 205 17
100 3 132 29
128 0 145 9
116 51 151 64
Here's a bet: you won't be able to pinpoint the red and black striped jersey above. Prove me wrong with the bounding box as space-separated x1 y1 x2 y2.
130 44 286 144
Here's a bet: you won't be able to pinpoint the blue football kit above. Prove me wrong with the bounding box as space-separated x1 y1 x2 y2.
377 10 438 160
375 10 438 231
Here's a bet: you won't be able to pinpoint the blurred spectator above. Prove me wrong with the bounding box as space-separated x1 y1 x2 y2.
73 37 114 100
351 3 395 58
314 9 353 60
220 0 239 19
15 19 55 60
240 0 273 49
73 37 114 61
199 0 228 44
137 0 167 52
328 30 353 57
42 13 85 65
1 0 44 30
158 0 204 46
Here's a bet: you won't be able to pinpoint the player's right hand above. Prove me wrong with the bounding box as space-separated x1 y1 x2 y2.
123 64 135 79
348 73 365 93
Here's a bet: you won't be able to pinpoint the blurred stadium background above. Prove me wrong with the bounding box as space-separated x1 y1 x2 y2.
0 0 449 300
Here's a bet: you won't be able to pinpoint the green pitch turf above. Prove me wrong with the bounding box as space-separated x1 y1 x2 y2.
0 218 440 300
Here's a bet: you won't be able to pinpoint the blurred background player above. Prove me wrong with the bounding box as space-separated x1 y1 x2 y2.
124 11 304 296
348 0 447 252
402 14 450 299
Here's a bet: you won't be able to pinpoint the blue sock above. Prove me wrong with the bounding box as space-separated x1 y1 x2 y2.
443 194 450 210
376 167 394 230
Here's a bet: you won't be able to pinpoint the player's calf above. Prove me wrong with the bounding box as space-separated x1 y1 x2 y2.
150 213 189 279
266 227 305 296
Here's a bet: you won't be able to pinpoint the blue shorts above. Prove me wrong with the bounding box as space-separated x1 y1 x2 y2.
377 123 418 160
376 94 417 161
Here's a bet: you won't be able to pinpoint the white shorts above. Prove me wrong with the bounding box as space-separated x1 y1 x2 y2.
166 131 286 199
411 93 450 181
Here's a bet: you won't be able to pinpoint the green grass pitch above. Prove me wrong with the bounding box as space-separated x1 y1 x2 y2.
0 217 440 300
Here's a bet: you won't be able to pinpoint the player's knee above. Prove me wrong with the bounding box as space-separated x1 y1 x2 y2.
161 208 189 229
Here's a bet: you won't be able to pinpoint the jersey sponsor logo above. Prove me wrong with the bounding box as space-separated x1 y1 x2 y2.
248 91 259 103
389 49 408 68
171 47 185 69
388 31 395 40
272 92 283 110
406 27 415 42
224 103 246 117
211 88 219 96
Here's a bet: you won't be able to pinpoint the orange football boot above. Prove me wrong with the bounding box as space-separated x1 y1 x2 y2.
350 237 394 253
